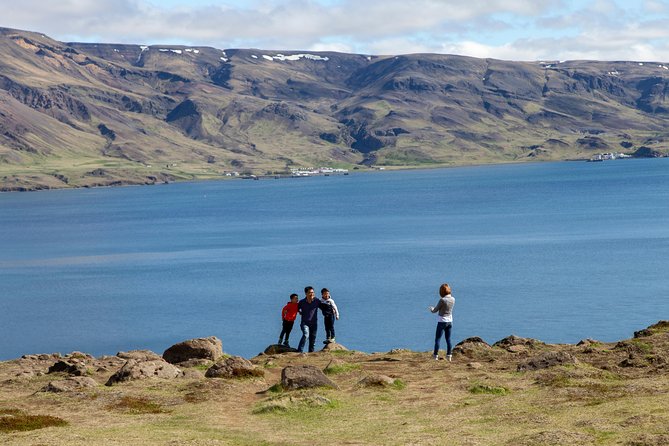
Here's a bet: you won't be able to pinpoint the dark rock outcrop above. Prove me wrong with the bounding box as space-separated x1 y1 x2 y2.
632 146 665 158
493 335 543 352
47 360 88 376
634 320 669 338
264 344 299 355
452 337 492 358
517 351 577 371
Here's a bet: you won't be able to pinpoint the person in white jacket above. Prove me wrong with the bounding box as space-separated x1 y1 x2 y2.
429 283 455 361
319 288 339 344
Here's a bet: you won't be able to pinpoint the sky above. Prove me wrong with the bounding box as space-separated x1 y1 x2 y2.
1 0 668 61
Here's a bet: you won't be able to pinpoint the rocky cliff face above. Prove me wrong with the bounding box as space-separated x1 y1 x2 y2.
1 27 668 190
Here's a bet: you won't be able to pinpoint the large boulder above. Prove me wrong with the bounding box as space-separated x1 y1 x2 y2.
205 356 264 378
281 365 338 390
163 337 223 364
517 351 577 371
105 359 181 386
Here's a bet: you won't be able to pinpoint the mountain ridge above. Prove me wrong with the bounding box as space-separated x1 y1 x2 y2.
1 27 668 191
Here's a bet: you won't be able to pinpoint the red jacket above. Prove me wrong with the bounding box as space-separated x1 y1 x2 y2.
282 302 298 321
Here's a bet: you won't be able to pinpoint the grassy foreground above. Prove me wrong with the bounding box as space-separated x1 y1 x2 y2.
1 322 668 445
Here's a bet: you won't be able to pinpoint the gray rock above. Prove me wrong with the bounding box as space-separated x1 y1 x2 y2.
42 376 98 393
281 365 338 390
517 351 577 371
105 359 181 386
116 350 162 362
205 356 263 378
163 337 223 364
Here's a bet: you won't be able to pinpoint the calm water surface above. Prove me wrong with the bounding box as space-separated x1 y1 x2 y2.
1 159 668 359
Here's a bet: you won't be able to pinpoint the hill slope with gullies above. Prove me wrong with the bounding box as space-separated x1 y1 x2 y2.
1 27 669 190
0 321 668 445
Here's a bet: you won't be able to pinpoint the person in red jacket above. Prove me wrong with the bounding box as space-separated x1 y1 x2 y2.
278 293 299 347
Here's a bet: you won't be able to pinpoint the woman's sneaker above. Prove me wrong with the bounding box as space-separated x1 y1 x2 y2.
447 355 452 362
433 355 440 360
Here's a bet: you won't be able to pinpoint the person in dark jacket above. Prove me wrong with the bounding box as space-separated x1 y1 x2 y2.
297 286 321 353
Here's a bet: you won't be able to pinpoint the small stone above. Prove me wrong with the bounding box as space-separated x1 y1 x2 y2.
358 374 395 387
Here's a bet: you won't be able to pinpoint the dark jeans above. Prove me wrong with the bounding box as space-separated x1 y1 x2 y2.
433 322 453 356
324 314 336 340
279 320 294 343
297 322 317 352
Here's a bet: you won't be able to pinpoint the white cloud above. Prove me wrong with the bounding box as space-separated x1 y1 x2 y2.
308 42 354 53
0 0 668 61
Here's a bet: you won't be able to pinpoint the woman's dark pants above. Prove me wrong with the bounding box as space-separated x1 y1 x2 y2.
433 322 453 356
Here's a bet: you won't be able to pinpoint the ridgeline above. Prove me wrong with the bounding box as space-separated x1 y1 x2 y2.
1 27 669 191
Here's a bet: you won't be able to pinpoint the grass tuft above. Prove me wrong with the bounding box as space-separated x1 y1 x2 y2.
252 393 338 415
329 350 355 356
391 379 406 390
0 409 68 432
267 383 284 393
468 383 510 395
324 363 360 375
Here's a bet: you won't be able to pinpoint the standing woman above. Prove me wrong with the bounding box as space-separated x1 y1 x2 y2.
429 283 455 361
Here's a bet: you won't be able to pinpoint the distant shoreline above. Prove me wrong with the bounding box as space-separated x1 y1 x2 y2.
3 155 660 194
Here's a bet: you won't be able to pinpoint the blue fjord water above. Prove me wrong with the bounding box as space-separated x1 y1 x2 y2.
1 159 668 360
